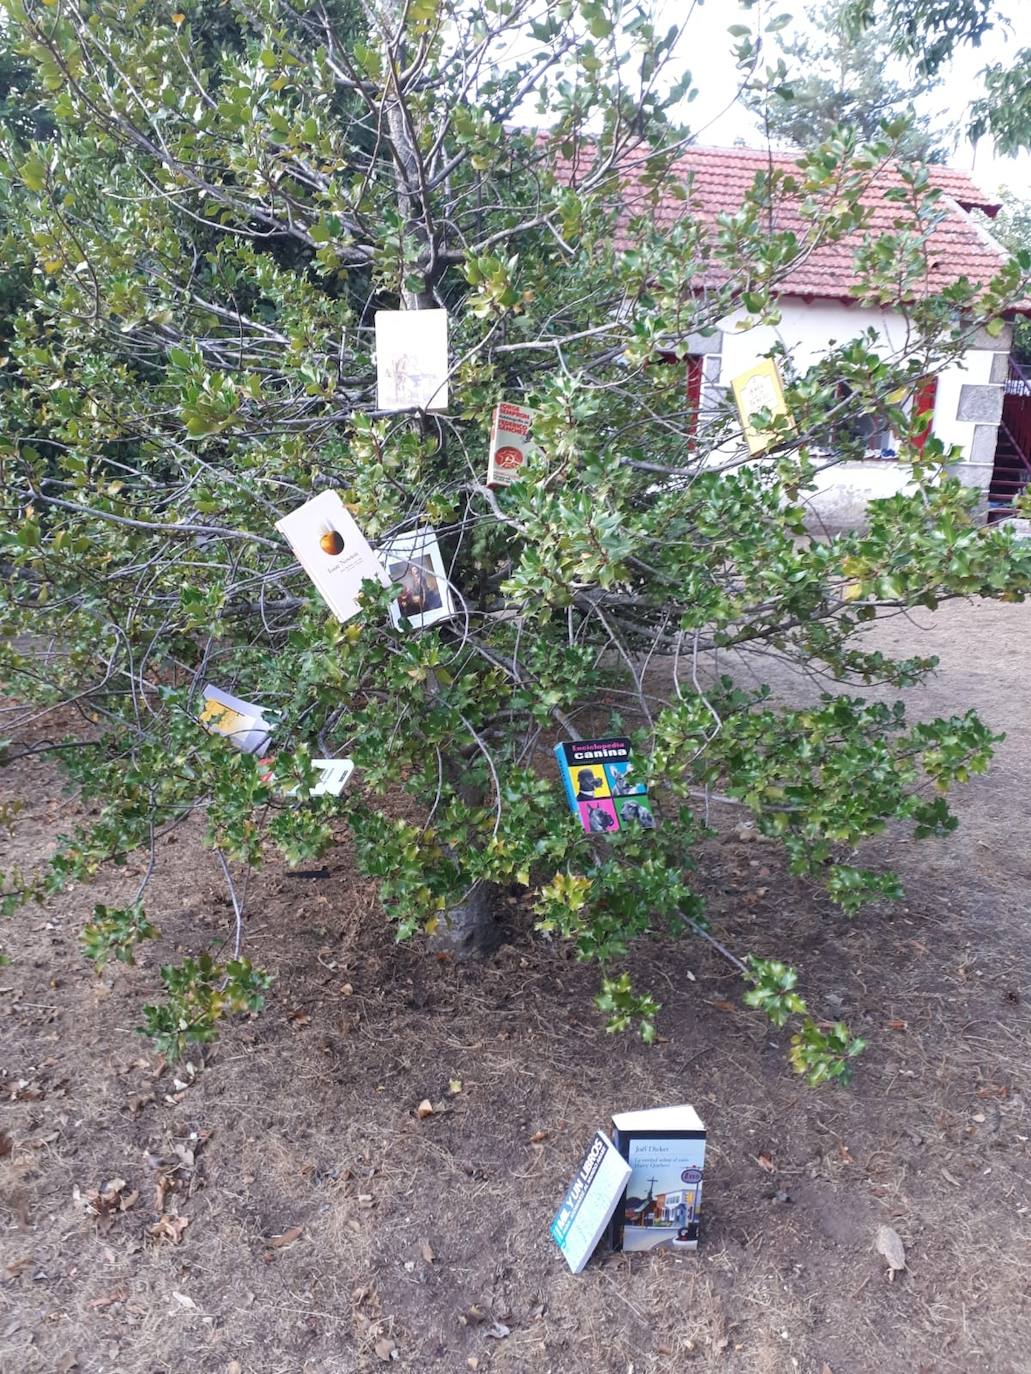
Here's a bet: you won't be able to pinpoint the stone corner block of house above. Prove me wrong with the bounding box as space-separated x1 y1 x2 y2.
957 383 1004 425
969 321 1013 351
968 423 1001 466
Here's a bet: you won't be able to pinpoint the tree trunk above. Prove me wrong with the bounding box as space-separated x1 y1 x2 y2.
429 878 504 957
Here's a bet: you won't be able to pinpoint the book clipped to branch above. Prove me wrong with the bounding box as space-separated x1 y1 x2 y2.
554 737 656 835
375 309 449 412
275 490 390 625
730 357 794 455
199 685 275 757
380 526 454 630
610 1105 706 1253
549 1132 631 1274
261 757 356 799
487 401 534 486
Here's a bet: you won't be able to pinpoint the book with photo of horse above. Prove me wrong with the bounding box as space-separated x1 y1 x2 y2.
553 737 656 835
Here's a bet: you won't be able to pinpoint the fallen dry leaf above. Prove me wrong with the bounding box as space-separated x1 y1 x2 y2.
73 1178 135 1232
89 1289 127 1310
153 1173 173 1212
172 1291 197 1310
148 1214 190 1245
419 1239 435 1264
459 1304 487 1326
486 1322 511 1339
467 1360 479 1371
756 1153 776 1172
268 1225 303 1249
528 1129 549 1144
875 1224 906 1272
3 1256 33 1282
415 1100 434 1120
374 1336 397 1361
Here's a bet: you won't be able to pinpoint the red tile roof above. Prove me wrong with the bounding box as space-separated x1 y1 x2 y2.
551 142 1014 305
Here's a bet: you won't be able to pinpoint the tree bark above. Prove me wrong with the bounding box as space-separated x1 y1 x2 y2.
429 878 504 956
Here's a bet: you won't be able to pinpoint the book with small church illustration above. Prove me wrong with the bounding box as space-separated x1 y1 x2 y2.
553 737 656 835
609 1104 707 1253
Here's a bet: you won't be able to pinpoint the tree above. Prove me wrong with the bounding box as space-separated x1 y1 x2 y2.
1 0 1030 1082
989 194 1031 362
844 0 1031 154
745 0 948 159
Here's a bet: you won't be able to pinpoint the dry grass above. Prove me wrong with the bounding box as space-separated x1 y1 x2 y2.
3 598 1031 1374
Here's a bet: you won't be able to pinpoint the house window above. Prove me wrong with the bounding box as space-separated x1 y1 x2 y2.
833 378 937 459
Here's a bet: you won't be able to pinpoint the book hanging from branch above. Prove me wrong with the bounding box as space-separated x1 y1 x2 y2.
730 357 795 455
275 490 390 625
375 309 449 412
199 684 276 756
487 400 534 486
554 737 656 835
380 526 454 630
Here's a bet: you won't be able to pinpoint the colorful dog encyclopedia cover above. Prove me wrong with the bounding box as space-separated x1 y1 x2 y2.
553 737 656 835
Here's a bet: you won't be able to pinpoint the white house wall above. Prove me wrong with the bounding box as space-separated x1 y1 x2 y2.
699 297 1008 528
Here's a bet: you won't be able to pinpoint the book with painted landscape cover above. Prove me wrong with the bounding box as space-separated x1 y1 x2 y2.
609 1105 707 1253
553 737 656 835
549 1131 632 1274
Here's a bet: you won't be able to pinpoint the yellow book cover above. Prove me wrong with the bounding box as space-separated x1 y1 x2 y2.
730 358 794 455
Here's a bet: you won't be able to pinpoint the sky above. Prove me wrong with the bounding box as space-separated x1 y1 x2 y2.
661 0 1031 198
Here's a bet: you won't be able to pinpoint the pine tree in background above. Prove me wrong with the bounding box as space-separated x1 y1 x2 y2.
745 0 948 158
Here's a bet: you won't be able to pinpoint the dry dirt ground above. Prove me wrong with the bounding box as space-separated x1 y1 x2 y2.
1 598 1030 1374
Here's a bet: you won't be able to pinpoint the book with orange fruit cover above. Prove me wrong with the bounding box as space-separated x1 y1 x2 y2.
275 491 390 624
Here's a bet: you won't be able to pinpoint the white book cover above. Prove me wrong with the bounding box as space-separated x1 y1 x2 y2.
380 526 454 630
550 1131 631 1274
375 309 449 412
199 684 275 757
612 1104 705 1133
275 491 390 625
264 757 355 799
487 401 534 486
304 758 355 798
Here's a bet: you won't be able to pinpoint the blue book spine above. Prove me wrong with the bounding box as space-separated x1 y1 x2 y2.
553 743 579 821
